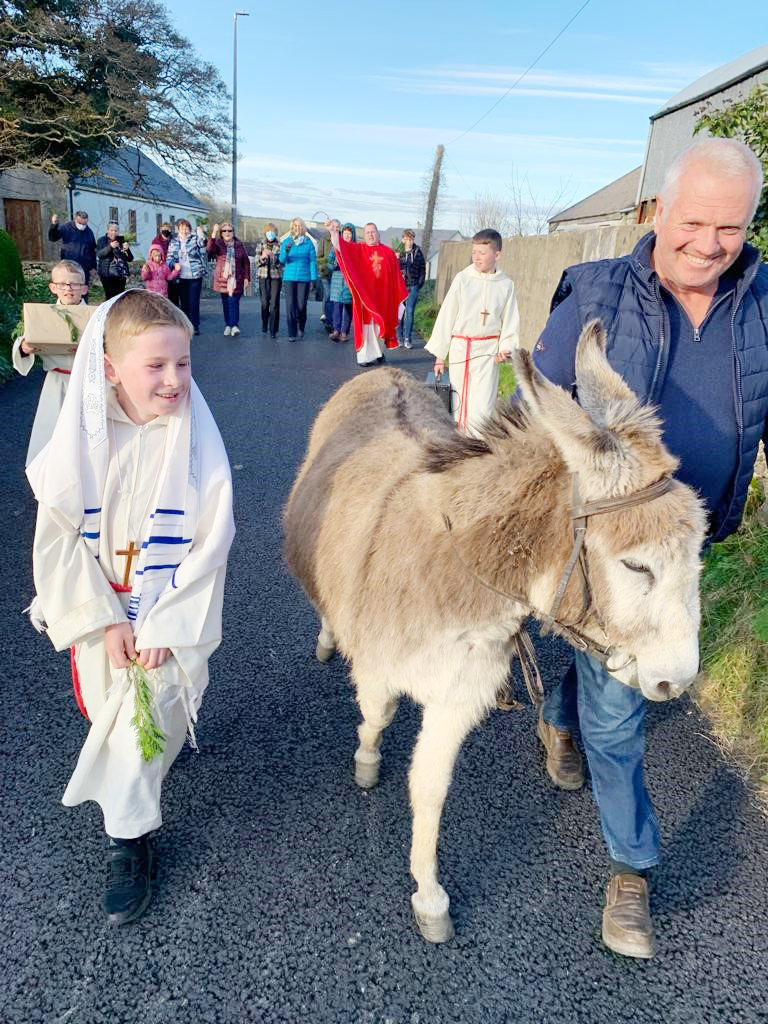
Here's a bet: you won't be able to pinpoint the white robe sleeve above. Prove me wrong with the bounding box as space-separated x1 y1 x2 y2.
425 275 463 361
498 285 521 353
32 504 127 651
12 336 35 376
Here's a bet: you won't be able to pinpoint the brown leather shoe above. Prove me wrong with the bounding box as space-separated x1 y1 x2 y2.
536 711 584 790
602 873 656 958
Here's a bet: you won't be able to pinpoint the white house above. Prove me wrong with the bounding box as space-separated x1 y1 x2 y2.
1 145 207 262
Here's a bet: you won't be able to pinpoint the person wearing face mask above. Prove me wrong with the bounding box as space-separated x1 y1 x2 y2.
257 223 283 338
48 211 97 283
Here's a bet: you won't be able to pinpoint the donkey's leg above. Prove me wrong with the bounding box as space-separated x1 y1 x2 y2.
409 701 477 943
315 616 337 663
353 676 398 789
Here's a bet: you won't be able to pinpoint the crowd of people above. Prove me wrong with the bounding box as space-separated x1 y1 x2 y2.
18 137 768 960
48 212 428 347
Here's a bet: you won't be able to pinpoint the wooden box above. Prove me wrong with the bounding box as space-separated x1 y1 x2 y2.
22 303 95 353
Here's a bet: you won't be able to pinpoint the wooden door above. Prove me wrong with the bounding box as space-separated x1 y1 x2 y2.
4 199 43 260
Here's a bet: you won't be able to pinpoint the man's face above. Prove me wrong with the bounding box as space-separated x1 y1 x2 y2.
75 214 88 226
364 224 379 246
105 326 191 425
653 167 754 295
471 243 498 273
49 272 87 305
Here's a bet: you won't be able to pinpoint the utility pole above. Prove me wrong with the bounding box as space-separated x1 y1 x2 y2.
231 10 249 233
422 144 444 272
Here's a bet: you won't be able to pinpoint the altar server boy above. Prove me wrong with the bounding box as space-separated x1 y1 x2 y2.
426 229 520 437
13 259 88 465
27 290 235 925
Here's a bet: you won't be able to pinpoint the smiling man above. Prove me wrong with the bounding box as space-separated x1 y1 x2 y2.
531 138 767 959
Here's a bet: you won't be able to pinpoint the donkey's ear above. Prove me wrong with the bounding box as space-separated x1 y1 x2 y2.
513 346 636 497
573 319 639 427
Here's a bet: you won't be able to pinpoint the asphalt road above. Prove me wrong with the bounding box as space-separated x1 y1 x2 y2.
2 293 768 1024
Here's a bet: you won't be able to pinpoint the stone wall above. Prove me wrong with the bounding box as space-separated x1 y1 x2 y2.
435 223 651 351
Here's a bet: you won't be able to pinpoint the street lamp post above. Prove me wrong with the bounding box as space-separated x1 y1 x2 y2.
231 10 249 234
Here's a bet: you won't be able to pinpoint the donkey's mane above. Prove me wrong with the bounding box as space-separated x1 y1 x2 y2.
422 397 532 474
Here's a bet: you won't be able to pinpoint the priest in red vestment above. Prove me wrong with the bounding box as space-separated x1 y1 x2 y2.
327 221 408 366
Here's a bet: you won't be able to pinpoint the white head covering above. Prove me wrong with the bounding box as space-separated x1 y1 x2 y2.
27 292 235 634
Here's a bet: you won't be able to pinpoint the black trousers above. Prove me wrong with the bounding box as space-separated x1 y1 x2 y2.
177 277 203 331
259 277 282 335
101 276 127 299
284 280 310 338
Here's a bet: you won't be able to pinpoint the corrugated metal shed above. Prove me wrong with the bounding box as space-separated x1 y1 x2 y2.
549 167 641 230
638 46 768 204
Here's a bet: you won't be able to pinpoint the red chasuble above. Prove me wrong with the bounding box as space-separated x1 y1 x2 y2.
336 238 408 351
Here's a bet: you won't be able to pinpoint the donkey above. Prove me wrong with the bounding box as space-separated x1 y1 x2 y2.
283 321 706 944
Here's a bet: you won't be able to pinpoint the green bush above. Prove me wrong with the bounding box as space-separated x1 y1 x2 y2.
0 229 24 295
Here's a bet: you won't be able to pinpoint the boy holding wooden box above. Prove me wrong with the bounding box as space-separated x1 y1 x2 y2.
13 260 93 465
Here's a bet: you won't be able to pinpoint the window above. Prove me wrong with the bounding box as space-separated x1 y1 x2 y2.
156 213 163 230
127 209 137 237
109 206 118 224
169 215 176 228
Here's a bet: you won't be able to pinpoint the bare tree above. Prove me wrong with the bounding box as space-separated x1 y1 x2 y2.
461 170 573 238
421 144 444 262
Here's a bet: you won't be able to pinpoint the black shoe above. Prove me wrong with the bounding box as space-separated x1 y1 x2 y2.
298 331 304 339
262 327 268 334
376 355 386 364
270 332 277 339
103 834 153 926
288 337 296 342
194 328 200 336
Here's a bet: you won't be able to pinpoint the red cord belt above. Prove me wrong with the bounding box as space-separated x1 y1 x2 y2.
70 581 132 720
52 368 71 375
451 334 500 432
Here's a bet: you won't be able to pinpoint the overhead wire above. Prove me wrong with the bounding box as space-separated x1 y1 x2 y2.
445 0 592 149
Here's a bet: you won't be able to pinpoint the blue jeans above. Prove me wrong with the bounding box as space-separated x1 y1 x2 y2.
332 301 352 335
220 293 241 328
397 285 421 342
542 651 660 870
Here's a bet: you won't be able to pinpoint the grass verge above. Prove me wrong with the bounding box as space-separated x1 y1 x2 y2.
695 479 768 800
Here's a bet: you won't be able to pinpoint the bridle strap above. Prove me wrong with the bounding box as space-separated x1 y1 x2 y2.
442 472 674 706
546 472 674 630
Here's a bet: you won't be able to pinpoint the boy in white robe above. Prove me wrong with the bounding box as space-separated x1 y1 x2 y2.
13 260 88 465
27 291 235 925
426 229 520 437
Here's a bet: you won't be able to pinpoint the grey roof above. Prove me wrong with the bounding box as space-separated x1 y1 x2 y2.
549 167 641 224
652 45 768 119
74 146 206 212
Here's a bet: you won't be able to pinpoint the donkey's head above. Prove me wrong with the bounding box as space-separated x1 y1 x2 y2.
514 320 707 701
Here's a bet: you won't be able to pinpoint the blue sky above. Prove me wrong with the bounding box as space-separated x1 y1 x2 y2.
161 0 763 230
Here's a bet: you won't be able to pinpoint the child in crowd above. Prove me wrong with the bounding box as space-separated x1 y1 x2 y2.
140 242 180 297
426 229 520 437
13 259 89 466
27 291 235 926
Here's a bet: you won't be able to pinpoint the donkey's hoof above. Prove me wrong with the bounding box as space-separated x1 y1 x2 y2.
411 891 454 943
354 750 380 789
315 639 336 663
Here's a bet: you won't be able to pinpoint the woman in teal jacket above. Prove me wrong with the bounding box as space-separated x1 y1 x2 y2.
279 217 317 341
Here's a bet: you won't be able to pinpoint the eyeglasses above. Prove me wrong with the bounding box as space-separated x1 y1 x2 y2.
221 228 233 233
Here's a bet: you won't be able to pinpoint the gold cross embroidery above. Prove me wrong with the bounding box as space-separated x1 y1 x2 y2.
369 250 383 277
116 541 141 587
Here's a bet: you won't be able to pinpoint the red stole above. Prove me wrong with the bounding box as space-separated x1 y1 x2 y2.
336 238 408 351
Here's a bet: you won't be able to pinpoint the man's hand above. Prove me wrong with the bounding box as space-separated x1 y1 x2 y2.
325 220 340 248
136 647 170 670
434 359 446 376
104 622 137 669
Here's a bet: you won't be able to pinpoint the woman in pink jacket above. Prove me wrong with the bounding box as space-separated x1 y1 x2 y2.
140 243 180 297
